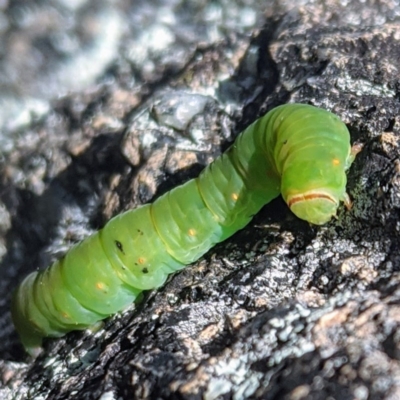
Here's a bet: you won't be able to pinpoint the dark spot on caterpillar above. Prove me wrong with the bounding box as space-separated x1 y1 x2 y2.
137 229 143 235
115 240 125 254
142 268 149 274
283 139 288 145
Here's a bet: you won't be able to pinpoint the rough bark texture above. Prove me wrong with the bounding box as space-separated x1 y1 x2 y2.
1 0 400 399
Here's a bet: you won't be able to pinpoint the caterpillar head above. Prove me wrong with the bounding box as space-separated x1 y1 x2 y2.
286 190 339 225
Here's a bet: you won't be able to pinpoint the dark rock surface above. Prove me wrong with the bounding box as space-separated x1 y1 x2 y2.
1 0 400 399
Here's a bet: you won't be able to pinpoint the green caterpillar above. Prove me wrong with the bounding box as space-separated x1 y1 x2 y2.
12 103 358 355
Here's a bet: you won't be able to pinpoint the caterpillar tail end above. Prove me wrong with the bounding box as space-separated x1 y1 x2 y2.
18 332 43 357
11 291 44 357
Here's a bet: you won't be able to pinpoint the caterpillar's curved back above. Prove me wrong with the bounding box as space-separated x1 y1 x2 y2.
11 103 356 355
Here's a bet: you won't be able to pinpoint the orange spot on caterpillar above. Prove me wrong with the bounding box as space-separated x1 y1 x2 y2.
138 257 145 264
188 229 196 236
96 282 105 290
332 158 340 166
231 193 239 201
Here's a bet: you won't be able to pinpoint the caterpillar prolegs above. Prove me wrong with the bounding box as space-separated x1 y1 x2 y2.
11 104 358 354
